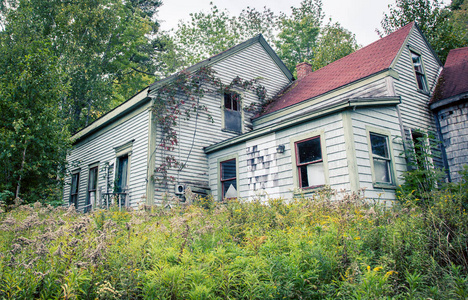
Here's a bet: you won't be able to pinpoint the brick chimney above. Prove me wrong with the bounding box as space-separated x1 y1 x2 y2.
296 62 312 80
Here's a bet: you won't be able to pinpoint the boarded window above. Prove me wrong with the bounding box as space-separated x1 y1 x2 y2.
70 172 80 208
411 52 428 91
370 133 393 184
224 92 241 133
295 136 325 188
220 158 237 199
87 166 98 211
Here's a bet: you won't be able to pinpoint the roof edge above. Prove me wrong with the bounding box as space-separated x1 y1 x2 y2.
430 92 468 111
254 68 398 124
149 34 293 93
205 96 401 154
414 23 443 67
72 87 150 143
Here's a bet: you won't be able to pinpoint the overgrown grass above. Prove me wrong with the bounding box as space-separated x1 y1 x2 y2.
1 187 468 299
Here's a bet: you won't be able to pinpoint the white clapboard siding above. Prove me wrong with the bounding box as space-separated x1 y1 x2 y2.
150 42 291 204
350 106 406 201
393 28 440 132
208 113 351 202
392 28 443 170
64 108 150 210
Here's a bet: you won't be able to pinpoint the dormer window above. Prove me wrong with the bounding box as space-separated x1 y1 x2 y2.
411 51 428 92
223 92 242 133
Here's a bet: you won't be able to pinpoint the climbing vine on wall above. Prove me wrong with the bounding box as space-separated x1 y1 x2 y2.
151 66 268 188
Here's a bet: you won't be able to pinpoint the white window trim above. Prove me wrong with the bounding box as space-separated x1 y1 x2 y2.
221 89 245 134
290 130 329 193
69 169 81 207
86 162 100 211
114 140 133 195
217 153 239 201
366 126 398 189
408 47 429 94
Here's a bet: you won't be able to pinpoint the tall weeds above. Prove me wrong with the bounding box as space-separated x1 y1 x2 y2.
0 186 467 299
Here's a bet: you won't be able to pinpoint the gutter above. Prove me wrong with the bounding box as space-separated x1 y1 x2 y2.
204 96 401 154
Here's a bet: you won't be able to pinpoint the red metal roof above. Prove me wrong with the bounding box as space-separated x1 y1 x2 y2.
260 22 414 116
432 47 468 103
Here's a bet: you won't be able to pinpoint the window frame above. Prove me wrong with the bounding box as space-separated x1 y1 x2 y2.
222 91 243 133
409 49 429 93
366 127 397 189
69 170 80 208
113 141 133 206
290 130 328 192
86 163 99 212
217 154 238 201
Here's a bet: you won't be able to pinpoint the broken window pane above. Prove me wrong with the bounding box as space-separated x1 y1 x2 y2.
70 172 80 207
224 92 242 133
411 52 428 91
295 136 324 188
221 159 237 199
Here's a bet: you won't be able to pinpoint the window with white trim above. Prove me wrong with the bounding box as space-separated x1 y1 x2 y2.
411 51 428 92
220 158 237 199
115 154 129 193
223 92 242 133
69 172 80 208
369 133 393 185
295 136 326 188
87 165 98 211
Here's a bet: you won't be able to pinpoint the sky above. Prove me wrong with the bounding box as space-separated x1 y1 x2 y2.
157 0 397 47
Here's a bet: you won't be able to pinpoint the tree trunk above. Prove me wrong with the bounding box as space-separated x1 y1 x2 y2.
15 143 28 199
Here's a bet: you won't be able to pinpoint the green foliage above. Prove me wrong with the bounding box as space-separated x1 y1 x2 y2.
0 0 165 133
168 0 358 74
1 185 468 299
0 31 70 204
380 0 468 62
397 130 447 207
151 66 267 187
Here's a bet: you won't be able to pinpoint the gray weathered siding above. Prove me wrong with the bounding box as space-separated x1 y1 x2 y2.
350 106 407 201
393 27 443 170
435 102 468 182
64 108 150 210
149 42 292 204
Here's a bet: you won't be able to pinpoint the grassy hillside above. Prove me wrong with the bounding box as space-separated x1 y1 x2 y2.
1 187 467 299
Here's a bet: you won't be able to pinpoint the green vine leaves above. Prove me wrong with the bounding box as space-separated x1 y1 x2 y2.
151 66 267 187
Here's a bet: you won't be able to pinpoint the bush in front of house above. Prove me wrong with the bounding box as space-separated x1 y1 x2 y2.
1 183 468 299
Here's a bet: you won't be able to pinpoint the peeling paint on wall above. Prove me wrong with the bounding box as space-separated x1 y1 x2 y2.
245 134 280 197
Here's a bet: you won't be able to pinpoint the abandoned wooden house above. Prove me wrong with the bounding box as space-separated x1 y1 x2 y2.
65 22 465 211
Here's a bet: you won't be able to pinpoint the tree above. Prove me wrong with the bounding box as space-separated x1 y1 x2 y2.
172 4 278 67
380 0 467 62
1 0 165 132
0 35 70 204
169 0 358 75
0 0 167 203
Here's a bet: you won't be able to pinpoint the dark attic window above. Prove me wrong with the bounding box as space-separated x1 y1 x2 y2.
223 92 242 133
411 51 428 92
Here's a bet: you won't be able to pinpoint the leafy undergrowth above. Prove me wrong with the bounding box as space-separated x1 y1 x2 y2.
1 189 468 299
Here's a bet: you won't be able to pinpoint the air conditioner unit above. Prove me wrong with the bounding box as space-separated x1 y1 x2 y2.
175 184 185 195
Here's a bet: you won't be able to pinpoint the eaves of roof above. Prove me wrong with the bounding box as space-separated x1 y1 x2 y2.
204 96 401 154
71 87 150 144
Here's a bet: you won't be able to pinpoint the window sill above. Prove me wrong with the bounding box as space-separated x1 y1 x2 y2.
222 128 242 134
293 185 326 195
417 89 430 96
373 183 397 190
